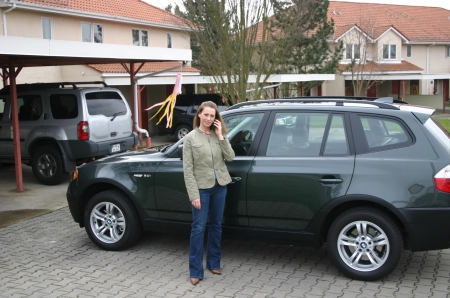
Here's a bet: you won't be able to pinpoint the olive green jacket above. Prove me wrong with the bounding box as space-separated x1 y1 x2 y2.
183 128 235 201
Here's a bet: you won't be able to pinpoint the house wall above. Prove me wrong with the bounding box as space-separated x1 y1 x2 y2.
323 75 345 96
2 9 190 49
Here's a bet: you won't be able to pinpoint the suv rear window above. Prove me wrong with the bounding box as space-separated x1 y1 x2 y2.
85 91 127 117
50 94 78 119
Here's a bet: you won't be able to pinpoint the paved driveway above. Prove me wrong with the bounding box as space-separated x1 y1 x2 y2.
1 208 449 298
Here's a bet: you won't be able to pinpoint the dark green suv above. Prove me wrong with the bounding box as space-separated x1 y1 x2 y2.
67 97 450 281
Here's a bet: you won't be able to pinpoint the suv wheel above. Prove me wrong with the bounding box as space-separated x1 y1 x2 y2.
175 125 191 140
327 208 403 281
31 146 69 185
84 190 142 251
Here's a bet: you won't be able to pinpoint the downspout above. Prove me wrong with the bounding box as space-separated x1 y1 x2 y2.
426 42 436 95
2 4 16 36
132 62 187 139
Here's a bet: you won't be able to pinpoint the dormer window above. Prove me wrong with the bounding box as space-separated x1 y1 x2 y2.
383 44 396 59
346 44 360 60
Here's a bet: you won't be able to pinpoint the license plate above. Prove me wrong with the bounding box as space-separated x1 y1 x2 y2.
111 144 121 153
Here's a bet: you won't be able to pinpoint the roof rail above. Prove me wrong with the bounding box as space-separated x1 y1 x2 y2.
226 97 401 111
0 81 108 94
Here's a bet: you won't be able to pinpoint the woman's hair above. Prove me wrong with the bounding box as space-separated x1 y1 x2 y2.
193 101 228 135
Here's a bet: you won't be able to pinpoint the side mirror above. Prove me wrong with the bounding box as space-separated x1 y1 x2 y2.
177 145 183 159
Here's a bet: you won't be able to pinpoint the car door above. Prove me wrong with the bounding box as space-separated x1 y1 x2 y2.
153 111 267 227
6 94 45 158
0 97 7 155
246 111 355 231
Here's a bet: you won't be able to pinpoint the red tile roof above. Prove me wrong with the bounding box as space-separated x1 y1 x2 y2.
88 62 200 74
338 60 423 73
16 0 184 27
329 1 450 42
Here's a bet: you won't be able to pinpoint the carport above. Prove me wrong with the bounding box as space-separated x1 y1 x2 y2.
0 35 191 191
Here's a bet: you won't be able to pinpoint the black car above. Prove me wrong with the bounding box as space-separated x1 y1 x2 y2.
156 93 228 140
67 97 450 281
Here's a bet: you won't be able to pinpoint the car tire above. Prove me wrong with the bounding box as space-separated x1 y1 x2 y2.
31 146 69 185
327 208 403 281
84 190 142 251
175 124 191 140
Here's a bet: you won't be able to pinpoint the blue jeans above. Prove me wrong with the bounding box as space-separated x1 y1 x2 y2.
189 184 227 279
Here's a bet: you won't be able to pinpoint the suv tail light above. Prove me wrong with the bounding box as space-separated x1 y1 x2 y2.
78 121 89 140
434 165 450 193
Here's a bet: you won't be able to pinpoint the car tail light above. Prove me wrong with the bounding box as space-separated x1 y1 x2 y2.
434 165 450 193
77 121 89 140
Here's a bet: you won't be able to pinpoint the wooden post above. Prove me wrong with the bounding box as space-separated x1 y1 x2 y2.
9 61 24 191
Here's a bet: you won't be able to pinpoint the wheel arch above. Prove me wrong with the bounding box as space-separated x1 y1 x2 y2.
307 195 411 249
29 137 75 172
76 179 145 229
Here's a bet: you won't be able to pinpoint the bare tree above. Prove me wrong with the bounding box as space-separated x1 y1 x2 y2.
342 17 388 96
177 0 335 103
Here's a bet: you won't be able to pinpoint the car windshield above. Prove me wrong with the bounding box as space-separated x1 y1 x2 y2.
85 91 127 117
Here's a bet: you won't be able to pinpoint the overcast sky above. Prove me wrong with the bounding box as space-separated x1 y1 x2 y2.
144 0 450 11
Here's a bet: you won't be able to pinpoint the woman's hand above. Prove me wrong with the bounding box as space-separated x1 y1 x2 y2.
214 119 224 140
192 198 201 209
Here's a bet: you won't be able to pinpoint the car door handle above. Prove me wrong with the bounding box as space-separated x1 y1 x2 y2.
230 176 242 184
318 178 343 184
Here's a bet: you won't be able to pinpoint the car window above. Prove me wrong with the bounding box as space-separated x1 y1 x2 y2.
359 115 411 150
266 112 330 157
0 98 4 121
50 94 78 119
224 113 264 156
324 114 350 156
85 91 127 117
17 95 43 121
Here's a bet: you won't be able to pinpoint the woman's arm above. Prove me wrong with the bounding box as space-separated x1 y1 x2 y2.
182 135 200 201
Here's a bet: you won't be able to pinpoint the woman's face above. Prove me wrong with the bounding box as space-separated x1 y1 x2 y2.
199 107 216 128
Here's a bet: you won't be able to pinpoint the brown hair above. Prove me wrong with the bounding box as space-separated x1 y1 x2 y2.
193 101 228 135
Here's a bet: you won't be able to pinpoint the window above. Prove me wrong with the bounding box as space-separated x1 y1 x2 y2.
406 45 412 58
42 18 52 39
360 116 411 151
132 29 148 46
82 23 103 43
18 95 43 121
346 44 360 60
265 113 350 157
224 113 264 156
167 33 172 48
446 45 450 58
50 94 78 119
383 44 397 59
85 91 127 117
0 98 5 121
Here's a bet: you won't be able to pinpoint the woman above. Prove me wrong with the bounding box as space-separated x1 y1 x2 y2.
183 101 235 285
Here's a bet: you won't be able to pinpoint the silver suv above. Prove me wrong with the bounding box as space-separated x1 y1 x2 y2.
0 82 138 185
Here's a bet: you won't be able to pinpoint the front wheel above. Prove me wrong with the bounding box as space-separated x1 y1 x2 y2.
31 146 69 185
327 208 403 281
84 190 142 251
175 124 191 141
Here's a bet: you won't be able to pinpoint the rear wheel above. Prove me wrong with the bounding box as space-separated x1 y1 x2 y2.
327 208 403 281
84 190 142 251
175 124 191 140
31 146 69 185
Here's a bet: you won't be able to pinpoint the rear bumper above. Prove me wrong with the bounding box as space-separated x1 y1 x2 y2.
399 208 450 251
59 132 138 160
